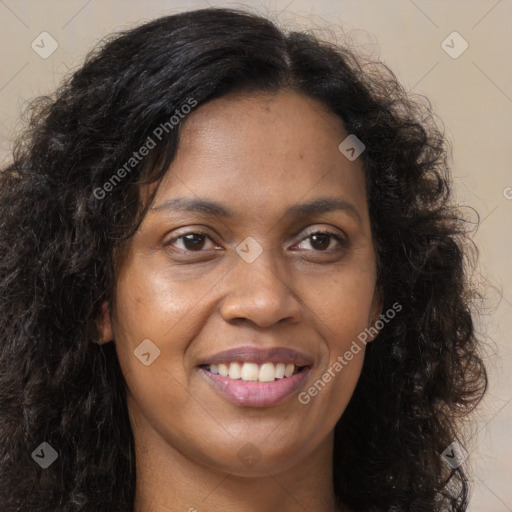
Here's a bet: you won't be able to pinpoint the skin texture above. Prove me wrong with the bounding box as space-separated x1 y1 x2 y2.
100 89 381 512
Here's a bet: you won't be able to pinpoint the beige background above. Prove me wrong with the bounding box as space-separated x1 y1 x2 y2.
1 0 511 510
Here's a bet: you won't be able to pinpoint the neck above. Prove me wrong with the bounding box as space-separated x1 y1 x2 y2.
129 403 342 512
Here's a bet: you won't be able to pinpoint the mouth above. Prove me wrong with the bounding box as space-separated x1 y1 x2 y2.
196 346 313 408
200 361 305 382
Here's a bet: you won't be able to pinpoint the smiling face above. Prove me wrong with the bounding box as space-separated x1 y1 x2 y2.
101 89 380 477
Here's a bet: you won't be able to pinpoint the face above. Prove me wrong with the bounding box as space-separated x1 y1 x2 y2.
101 89 380 476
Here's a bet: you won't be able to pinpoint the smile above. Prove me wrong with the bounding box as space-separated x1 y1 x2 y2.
204 361 300 382
197 345 313 407
199 363 311 408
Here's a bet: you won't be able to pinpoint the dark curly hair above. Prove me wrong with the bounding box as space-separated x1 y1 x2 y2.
0 7 487 512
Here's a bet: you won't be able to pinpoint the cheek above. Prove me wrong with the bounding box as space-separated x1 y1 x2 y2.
111 260 209 383
113 256 211 340
298 257 376 403
304 260 377 347
297 274 371 424
111 267 207 438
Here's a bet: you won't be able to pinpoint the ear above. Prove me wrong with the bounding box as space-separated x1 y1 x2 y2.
97 301 113 344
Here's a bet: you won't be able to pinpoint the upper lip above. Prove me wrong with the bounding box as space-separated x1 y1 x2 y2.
197 345 314 367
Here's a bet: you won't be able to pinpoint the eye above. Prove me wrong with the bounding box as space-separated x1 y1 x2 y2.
293 230 347 252
166 231 218 252
165 229 346 254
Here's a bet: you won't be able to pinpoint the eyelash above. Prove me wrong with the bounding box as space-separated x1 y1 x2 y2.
165 229 347 253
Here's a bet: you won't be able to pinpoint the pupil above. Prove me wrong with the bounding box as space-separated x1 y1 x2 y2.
311 234 330 250
184 234 205 250
182 234 332 251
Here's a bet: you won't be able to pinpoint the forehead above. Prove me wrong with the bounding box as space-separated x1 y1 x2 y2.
152 89 367 217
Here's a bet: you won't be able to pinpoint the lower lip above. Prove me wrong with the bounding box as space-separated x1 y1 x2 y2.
198 367 311 408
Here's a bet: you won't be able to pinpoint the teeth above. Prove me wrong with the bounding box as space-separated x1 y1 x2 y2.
218 363 229 377
241 362 259 381
284 363 295 378
206 362 299 382
259 362 276 382
228 362 241 380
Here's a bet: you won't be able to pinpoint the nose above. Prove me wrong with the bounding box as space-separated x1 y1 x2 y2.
219 255 304 328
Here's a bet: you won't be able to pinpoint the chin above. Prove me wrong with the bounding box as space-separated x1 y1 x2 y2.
194 438 312 477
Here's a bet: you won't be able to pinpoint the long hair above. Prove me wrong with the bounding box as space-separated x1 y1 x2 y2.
0 8 487 511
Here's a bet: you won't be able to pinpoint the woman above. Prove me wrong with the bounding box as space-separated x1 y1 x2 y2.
0 8 487 512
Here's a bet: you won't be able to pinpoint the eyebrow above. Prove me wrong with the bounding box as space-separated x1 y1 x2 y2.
152 197 362 224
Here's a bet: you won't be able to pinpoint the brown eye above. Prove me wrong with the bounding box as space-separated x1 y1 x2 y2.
295 231 346 252
181 233 206 250
309 233 331 251
167 232 215 252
